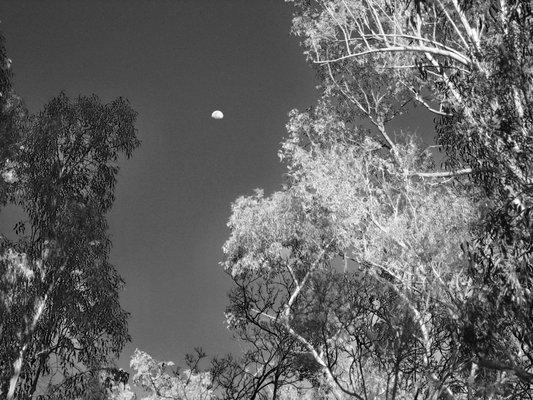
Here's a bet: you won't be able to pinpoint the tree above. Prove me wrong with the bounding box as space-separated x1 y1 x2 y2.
284 0 533 394
288 0 531 186
101 1 533 398
220 104 488 398
1 90 139 399
217 0 533 393
124 2 531 397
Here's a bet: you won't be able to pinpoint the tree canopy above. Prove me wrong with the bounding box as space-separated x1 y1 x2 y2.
114 0 532 398
5 0 533 399
222 0 532 397
0 33 140 398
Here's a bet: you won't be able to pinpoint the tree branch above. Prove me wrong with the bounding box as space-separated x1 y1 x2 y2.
409 168 472 178
314 45 471 66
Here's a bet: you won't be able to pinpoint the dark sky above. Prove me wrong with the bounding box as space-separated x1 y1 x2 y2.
0 0 435 371
0 0 318 367
0 0 316 364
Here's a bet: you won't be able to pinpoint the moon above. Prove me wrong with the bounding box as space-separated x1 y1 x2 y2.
211 110 224 119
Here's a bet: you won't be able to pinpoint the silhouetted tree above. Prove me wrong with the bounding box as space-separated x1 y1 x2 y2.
1 81 139 398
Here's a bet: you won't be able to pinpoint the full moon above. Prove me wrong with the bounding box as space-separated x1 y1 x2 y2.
211 110 224 120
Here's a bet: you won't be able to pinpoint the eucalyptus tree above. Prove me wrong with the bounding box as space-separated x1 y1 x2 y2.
218 0 533 395
288 0 532 182
220 103 483 399
1 89 139 398
283 0 533 394
98 1 533 398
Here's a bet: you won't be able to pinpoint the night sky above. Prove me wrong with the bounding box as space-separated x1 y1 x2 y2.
0 0 434 370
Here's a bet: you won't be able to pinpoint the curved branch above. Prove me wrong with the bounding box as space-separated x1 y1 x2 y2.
314 45 471 66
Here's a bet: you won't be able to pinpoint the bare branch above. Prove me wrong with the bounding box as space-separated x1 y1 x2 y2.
409 168 472 178
314 45 471 66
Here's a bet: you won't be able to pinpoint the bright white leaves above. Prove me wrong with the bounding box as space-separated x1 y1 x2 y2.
1 169 17 183
107 349 214 400
1 248 34 282
224 110 477 292
2 160 18 184
1 249 35 311
211 110 224 120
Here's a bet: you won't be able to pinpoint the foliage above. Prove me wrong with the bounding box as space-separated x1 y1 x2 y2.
108 349 214 400
195 0 533 398
281 0 533 396
0 75 139 398
0 31 25 208
116 1 532 398
221 110 486 398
